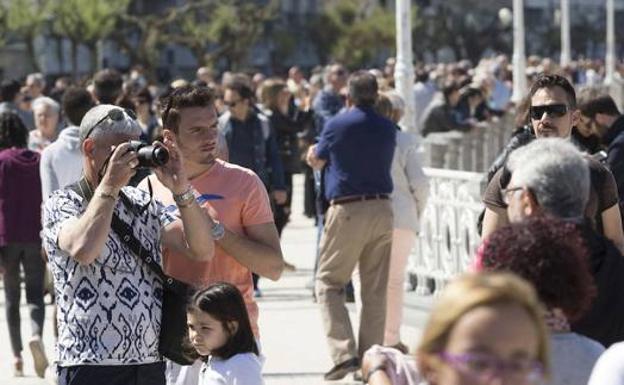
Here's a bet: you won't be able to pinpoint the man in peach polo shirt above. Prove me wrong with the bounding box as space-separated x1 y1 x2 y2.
139 85 284 384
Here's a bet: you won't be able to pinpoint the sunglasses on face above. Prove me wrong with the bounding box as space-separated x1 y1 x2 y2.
83 108 137 140
529 104 568 120
224 99 242 108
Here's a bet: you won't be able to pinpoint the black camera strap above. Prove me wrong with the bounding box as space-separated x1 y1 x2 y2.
69 177 185 295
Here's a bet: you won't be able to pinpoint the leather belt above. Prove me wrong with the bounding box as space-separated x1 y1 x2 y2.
330 194 390 205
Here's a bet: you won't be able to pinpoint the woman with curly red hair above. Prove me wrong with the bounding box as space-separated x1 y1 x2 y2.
479 215 603 385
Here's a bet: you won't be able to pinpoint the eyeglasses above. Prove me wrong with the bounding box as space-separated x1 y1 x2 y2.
223 99 242 108
439 352 544 384
501 186 524 205
83 108 137 140
529 104 568 120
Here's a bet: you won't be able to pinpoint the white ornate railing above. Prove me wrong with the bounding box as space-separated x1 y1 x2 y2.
421 114 514 173
406 115 515 296
407 168 486 295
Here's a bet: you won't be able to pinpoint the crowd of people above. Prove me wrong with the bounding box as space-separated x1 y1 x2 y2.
1 52 624 385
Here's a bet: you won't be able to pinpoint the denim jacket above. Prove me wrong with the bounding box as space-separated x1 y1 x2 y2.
218 109 286 190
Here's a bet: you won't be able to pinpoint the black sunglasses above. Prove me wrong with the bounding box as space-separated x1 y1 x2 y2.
530 104 568 120
224 99 242 108
83 108 137 140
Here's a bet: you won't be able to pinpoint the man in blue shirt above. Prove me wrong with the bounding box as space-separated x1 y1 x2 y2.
307 71 396 381
312 64 347 136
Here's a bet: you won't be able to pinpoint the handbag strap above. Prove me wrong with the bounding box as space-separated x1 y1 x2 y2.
68 177 187 295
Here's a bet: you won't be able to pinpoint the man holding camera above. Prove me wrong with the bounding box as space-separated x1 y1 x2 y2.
42 104 215 385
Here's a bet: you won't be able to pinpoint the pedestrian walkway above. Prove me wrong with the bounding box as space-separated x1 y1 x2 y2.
0 175 425 384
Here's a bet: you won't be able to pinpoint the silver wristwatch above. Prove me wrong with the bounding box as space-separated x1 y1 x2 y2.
211 221 225 240
173 187 195 206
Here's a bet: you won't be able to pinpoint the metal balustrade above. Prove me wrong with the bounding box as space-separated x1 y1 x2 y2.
407 167 486 296
406 115 513 295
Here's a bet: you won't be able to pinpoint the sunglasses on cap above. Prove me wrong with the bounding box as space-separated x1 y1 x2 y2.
529 104 568 120
83 108 137 140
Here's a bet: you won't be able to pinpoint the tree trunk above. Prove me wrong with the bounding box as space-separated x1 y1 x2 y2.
70 40 78 80
25 36 41 73
55 35 64 74
88 43 98 73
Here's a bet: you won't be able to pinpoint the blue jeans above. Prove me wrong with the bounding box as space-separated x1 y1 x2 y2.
58 362 165 385
0 242 45 357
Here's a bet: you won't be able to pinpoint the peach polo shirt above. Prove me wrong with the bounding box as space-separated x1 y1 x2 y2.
144 159 274 337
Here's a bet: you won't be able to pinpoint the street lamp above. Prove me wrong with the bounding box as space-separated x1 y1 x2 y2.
605 0 615 85
507 0 527 104
394 0 416 133
560 0 571 67
498 7 512 27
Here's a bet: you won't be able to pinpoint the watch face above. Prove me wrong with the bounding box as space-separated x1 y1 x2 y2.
212 223 225 240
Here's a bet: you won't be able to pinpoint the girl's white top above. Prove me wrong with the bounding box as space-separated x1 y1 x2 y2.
199 353 264 385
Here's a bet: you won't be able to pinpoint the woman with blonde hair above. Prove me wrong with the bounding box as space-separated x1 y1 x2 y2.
257 78 311 236
363 272 549 385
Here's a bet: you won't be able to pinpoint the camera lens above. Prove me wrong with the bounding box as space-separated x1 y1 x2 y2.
152 147 169 166
129 140 169 168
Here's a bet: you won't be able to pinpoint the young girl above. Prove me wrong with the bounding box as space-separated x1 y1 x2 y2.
187 282 263 385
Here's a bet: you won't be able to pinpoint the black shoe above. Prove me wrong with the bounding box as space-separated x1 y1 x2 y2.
324 357 360 381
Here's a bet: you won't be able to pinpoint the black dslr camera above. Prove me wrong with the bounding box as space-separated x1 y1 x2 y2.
128 140 169 168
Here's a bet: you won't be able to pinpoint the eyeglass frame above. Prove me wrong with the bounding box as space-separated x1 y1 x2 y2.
82 108 137 141
501 186 525 205
439 352 544 384
529 103 568 121
223 98 243 108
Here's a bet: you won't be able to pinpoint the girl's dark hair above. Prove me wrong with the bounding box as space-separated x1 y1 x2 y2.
0 112 28 149
481 216 596 321
187 282 258 359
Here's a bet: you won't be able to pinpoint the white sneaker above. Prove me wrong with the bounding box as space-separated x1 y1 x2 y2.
29 336 49 378
45 365 58 385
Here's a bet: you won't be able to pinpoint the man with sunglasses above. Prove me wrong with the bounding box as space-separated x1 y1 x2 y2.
219 75 286 297
42 104 215 385
482 74 624 254
578 94 624 204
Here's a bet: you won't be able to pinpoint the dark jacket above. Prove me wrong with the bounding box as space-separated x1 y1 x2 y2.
270 107 312 174
218 109 286 190
603 115 624 203
486 126 534 183
421 100 472 137
572 220 624 347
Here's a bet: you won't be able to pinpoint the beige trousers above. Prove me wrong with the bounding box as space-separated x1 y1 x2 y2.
352 228 416 346
315 199 393 364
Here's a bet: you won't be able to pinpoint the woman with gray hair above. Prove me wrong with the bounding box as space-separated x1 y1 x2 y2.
382 91 429 352
28 96 60 152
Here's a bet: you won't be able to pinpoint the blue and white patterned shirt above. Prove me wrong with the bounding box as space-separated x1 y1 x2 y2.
42 186 175 366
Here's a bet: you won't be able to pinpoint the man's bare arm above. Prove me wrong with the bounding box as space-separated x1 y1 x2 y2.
218 222 284 281
58 191 117 265
59 143 138 265
481 206 509 241
161 198 215 261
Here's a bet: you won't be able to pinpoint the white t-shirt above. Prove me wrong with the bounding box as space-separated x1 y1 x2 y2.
199 353 263 385
588 342 624 385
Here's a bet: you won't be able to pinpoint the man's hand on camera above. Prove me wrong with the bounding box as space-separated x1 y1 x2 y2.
100 142 138 194
152 137 190 195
